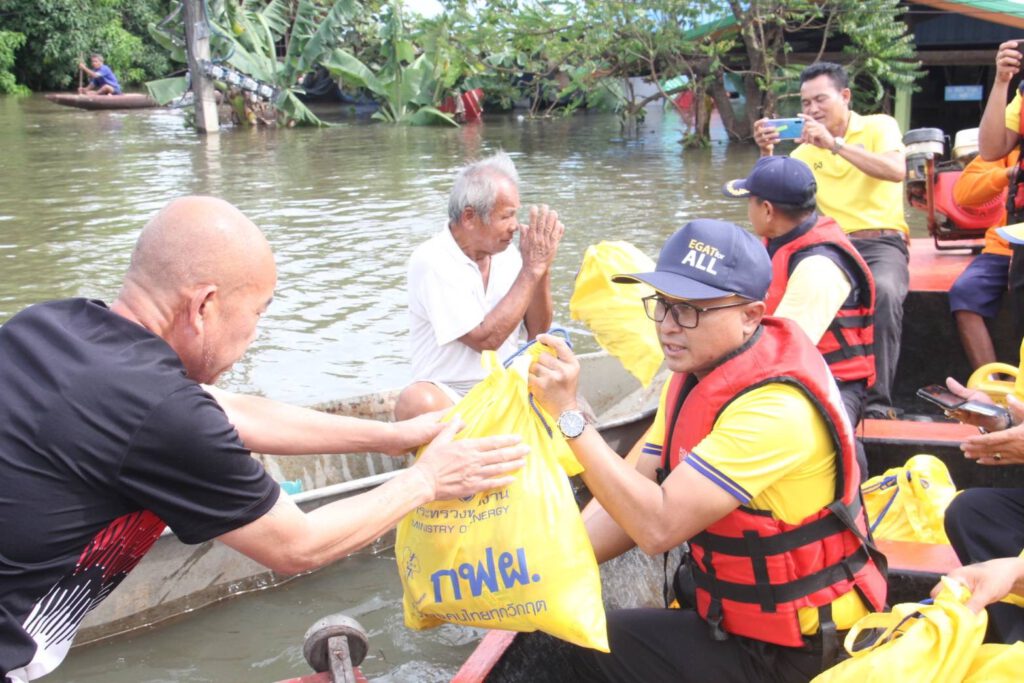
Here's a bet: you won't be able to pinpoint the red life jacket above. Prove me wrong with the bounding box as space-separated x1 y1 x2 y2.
764 216 876 387
662 317 887 648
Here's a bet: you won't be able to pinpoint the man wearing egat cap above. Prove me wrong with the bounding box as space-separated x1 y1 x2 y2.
724 156 876 435
528 220 885 682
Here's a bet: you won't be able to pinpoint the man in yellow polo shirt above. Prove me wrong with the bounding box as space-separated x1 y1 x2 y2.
754 62 908 421
527 219 885 682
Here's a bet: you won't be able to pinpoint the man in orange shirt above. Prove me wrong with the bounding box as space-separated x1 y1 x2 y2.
949 152 1017 369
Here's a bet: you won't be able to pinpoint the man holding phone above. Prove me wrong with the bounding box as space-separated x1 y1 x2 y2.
754 62 908 422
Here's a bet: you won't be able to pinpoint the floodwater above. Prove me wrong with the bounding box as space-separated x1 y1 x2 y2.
0 94 922 682
0 95 769 404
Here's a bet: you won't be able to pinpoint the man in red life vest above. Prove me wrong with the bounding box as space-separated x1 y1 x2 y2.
529 219 886 682
723 156 876 451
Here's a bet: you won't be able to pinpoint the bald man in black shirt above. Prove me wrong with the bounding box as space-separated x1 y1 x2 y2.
0 196 526 682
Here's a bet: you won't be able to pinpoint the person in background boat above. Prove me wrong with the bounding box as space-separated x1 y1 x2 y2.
0 196 527 683
723 156 876 438
754 61 908 422
948 152 1017 369
527 219 885 683
938 371 1024 643
394 152 563 420
77 53 121 95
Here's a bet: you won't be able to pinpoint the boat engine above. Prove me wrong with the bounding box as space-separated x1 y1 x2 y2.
904 127 1002 250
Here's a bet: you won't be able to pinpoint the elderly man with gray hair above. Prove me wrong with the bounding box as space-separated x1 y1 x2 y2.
395 152 565 419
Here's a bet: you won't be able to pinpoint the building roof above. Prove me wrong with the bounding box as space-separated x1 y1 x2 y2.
910 0 1024 29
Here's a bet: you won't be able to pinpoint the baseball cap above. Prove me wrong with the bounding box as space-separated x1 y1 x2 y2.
721 156 817 205
613 219 771 301
996 222 1024 245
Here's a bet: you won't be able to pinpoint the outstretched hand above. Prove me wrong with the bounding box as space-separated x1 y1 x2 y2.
519 205 564 277
943 376 1006 433
527 333 580 418
933 557 1024 613
958 393 1024 465
413 417 528 500
383 410 448 455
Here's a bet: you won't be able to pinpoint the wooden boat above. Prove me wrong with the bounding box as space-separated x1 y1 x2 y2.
44 93 159 110
73 350 664 646
452 237 1024 682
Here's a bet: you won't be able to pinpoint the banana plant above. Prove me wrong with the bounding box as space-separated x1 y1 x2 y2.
147 0 361 126
322 1 457 126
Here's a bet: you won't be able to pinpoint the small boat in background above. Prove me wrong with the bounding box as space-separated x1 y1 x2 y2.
44 93 159 111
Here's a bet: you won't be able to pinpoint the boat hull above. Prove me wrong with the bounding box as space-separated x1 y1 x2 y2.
44 93 159 110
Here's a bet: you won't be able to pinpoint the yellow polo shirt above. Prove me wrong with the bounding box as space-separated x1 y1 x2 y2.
792 112 909 235
645 377 869 634
1006 91 1022 133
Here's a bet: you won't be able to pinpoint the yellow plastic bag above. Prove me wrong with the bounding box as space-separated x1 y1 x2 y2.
861 454 958 544
963 642 1024 682
967 337 1024 405
812 578 987 683
569 241 663 387
394 346 609 651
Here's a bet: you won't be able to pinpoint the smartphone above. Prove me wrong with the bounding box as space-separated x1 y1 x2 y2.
764 117 804 140
917 384 1010 419
916 384 966 410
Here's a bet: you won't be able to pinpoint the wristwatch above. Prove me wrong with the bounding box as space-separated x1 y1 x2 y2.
831 136 845 155
556 409 587 440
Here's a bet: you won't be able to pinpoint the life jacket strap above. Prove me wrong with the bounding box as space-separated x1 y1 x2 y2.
690 545 872 606
697 498 863 557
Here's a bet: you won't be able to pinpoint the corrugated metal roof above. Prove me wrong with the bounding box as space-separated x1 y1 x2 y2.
911 0 1024 28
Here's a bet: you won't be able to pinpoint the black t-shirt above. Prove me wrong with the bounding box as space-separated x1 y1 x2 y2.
0 299 279 680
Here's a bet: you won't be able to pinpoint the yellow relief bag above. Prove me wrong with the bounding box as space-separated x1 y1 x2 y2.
963 642 1024 681
394 345 609 651
861 454 958 544
812 578 987 683
569 241 663 387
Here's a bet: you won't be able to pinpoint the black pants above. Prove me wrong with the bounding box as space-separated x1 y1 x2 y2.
546 608 826 683
944 487 1024 643
837 378 869 479
850 234 909 414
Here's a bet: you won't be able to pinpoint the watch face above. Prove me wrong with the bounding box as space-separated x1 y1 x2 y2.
558 410 586 438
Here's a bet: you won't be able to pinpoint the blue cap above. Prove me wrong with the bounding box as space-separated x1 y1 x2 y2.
721 156 817 205
613 219 771 301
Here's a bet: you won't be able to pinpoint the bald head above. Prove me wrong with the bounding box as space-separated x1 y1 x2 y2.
125 196 273 298
114 196 277 383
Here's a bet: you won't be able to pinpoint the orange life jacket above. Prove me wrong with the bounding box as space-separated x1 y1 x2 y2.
764 215 876 387
662 317 887 648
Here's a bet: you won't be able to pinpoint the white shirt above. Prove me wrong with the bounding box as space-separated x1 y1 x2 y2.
408 227 525 391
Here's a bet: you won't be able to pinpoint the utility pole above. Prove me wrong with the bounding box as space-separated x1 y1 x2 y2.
182 0 219 134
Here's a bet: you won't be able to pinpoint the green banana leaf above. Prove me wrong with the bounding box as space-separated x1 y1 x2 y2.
146 76 188 105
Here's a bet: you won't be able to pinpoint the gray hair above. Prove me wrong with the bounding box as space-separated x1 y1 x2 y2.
448 152 520 225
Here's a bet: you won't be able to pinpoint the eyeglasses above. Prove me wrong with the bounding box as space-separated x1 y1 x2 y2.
642 295 751 329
